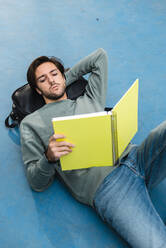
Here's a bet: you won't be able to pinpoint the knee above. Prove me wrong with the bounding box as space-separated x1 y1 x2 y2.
150 121 166 139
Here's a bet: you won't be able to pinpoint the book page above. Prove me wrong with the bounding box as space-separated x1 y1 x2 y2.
113 79 139 157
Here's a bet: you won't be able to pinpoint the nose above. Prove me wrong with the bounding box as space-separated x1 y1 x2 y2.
48 75 55 84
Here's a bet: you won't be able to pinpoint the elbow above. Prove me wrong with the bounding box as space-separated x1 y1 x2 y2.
97 48 108 66
30 185 46 192
27 178 46 192
98 48 107 57
27 175 55 192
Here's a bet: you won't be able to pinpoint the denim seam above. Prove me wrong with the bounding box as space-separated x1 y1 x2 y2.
125 163 145 179
124 156 145 180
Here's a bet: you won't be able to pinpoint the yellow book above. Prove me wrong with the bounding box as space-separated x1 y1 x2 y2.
52 79 139 171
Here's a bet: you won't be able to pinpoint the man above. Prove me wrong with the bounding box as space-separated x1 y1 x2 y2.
20 48 166 248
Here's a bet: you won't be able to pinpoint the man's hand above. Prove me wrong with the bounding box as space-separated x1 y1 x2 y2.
45 134 75 162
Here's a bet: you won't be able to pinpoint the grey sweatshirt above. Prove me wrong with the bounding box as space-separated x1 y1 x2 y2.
20 48 132 207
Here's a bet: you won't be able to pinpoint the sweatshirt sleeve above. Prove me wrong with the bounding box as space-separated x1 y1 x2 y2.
20 120 56 192
65 48 108 108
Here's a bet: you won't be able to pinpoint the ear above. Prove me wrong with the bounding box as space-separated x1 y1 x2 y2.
36 87 42 95
63 76 66 86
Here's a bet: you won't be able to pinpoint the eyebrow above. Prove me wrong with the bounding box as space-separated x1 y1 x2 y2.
36 69 58 81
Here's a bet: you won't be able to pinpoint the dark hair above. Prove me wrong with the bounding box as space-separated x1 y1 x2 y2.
27 56 65 89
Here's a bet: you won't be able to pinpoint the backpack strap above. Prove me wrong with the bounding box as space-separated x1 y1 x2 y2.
5 102 22 128
5 113 18 128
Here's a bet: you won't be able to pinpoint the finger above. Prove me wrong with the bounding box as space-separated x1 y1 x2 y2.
50 133 66 142
60 151 72 156
58 151 72 157
54 146 73 153
53 149 72 160
55 141 75 148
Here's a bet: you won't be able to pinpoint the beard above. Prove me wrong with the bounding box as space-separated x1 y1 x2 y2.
40 84 66 101
42 90 66 101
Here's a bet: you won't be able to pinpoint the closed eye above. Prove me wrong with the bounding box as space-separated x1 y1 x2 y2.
38 76 46 83
52 72 58 77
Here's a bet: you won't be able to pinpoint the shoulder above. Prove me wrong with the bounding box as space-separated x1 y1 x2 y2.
21 103 50 125
20 103 55 137
21 110 40 125
20 107 44 134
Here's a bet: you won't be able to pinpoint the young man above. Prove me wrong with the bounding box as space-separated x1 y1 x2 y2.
20 48 166 248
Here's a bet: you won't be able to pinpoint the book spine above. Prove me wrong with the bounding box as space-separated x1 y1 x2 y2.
110 111 119 166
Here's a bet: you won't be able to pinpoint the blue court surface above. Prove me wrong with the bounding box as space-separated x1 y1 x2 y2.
1 1 166 247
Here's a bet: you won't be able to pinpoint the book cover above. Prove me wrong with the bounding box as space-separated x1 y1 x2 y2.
52 112 114 170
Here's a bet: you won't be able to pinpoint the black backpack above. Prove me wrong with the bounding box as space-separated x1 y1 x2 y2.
5 77 88 128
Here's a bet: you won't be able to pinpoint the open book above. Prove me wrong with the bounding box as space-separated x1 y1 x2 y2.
52 79 139 171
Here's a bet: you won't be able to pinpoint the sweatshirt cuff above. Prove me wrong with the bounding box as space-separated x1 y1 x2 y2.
65 70 73 86
39 155 56 173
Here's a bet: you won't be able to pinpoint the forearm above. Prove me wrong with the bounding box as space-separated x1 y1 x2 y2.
65 48 108 107
65 48 108 86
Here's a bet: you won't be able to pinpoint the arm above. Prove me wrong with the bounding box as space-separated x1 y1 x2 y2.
20 121 74 192
65 48 108 107
20 121 55 191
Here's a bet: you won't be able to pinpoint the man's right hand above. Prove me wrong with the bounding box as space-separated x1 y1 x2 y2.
45 134 75 162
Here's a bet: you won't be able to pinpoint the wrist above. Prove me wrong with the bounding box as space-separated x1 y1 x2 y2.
45 151 58 163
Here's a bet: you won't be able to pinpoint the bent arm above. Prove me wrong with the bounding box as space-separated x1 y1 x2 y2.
20 122 56 192
65 48 108 108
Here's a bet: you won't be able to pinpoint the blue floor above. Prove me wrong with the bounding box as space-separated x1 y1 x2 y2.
1 1 166 247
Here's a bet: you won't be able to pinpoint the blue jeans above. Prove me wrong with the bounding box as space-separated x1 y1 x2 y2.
94 121 166 248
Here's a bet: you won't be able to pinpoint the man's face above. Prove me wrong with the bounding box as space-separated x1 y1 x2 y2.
35 62 67 104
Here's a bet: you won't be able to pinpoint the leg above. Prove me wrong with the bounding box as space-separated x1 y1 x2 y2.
94 147 166 248
137 121 166 189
